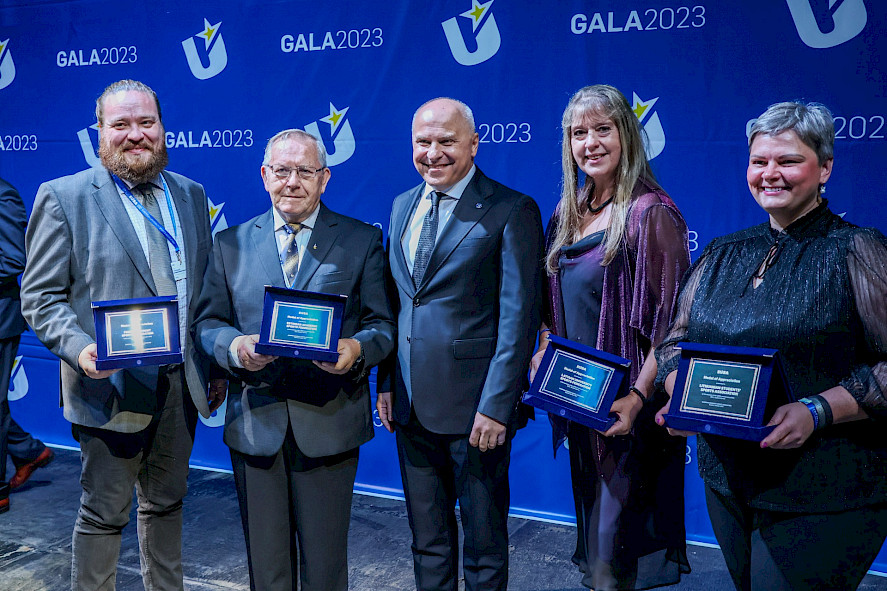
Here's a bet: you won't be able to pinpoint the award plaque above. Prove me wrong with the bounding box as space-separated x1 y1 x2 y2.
522 335 630 431
254 286 346 363
92 296 183 370
662 342 794 441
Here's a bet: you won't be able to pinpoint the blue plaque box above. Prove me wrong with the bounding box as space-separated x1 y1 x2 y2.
255 286 346 363
92 296 183 370
662 342 793 441
522 335 630 432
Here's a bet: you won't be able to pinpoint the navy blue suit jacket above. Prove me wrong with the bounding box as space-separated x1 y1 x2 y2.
0 177 27 340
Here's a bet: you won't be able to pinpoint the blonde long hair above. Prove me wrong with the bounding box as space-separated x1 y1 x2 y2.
546 85 658 274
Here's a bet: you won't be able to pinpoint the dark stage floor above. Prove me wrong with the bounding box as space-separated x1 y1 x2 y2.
2 447 885 590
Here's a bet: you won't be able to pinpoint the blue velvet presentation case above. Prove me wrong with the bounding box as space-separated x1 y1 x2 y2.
523 335 631 432
663 342 794 441
254 285 346 363
92 295 183 370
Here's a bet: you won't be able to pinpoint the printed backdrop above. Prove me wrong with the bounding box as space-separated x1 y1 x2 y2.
2 0 885 570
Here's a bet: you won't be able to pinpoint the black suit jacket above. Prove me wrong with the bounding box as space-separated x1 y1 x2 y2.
381 168 544 435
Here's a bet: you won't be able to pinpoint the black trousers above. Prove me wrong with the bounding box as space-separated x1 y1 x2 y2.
705 485 887 591
396 409 511 591
0 335 45 483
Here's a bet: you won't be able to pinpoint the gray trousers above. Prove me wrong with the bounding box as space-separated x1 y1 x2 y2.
72 367 196 591
230 426 358 591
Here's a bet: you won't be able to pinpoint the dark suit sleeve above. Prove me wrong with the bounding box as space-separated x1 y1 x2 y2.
192 233 244 372
0 179 27 283
376 234 399 393
348 226 395 370
477 194 544 423
21 182 94 370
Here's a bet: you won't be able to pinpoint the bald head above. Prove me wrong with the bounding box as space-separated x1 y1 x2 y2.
411 98 479 191
412 98 476 135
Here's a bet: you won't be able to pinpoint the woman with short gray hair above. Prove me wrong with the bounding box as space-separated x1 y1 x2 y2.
655 101 887 590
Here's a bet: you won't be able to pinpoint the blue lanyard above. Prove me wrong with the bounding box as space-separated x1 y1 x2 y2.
112 174 180 257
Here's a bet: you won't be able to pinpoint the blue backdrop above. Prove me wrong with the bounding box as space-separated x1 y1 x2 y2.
2 0 885 573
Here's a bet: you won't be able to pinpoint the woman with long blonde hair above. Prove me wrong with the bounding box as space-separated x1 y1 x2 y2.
531 85 690 589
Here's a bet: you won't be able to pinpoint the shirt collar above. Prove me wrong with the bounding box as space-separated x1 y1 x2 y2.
273 202 321 232
421 164 476 201
116 172 163 191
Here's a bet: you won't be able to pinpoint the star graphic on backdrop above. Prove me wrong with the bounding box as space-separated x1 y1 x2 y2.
321 103 350 135
631 93 659 122
461 0 494 32
198 19 221 47
208 200 225 221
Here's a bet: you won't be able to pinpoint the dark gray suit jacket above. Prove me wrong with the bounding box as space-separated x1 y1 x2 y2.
20 167 215 432
0 178 27 340
192 204 395 458
381 168 544 435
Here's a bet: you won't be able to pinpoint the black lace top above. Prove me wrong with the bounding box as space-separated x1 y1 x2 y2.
656 201 887 512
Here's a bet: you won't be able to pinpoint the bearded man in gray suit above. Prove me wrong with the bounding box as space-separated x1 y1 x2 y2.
192 129 394 591
20 79 226 591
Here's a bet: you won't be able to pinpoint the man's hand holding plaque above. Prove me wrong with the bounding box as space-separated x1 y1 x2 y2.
78 343 121 379
232 334 278 372
313 338 361 375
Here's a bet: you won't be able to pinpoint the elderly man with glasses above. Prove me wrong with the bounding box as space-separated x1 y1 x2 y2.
192 128 394 591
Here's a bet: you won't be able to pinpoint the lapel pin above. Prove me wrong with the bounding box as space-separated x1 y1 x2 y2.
313 244 317 250
475 203 483 209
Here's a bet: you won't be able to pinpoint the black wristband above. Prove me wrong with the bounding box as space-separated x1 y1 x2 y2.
808 394 833 428
628 386 647 405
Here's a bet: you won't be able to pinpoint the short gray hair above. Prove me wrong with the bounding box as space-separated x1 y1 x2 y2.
262 129 327 168
749 101 834 165
412 97 476 133
96 79 161 125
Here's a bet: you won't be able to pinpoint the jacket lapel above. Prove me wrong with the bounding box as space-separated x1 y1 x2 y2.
389 186 422 297
90 169 156 293
293 203 335 290
249 210 286 288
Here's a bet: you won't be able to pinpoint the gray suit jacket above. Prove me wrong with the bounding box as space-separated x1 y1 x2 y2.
192 204 395 458
380 168 544 435
20 167 215 432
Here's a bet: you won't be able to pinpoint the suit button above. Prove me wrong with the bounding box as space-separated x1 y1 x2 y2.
413 298 420 307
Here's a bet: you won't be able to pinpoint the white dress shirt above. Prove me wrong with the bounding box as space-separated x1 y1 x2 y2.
401 165 476 273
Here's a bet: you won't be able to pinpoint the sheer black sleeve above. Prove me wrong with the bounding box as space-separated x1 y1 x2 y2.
842 229 887 418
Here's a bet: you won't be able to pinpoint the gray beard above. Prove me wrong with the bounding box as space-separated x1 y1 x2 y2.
98 141 169 185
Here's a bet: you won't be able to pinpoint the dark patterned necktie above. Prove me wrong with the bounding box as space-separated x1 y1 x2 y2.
136 183 177 296
282 222 302 287
412 191 443 289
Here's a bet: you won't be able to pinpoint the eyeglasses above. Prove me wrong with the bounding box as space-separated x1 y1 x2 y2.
268 165 326 181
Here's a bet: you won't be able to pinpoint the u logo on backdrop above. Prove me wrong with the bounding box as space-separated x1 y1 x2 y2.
8 356 28 401
442 0 501 66
182 18 228 80
78 124 101 168
633 93 665 161
786 0 867 48
304 103 355 167
0 39 15 90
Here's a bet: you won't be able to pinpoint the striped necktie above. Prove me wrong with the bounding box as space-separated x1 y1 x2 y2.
282 222 302 288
